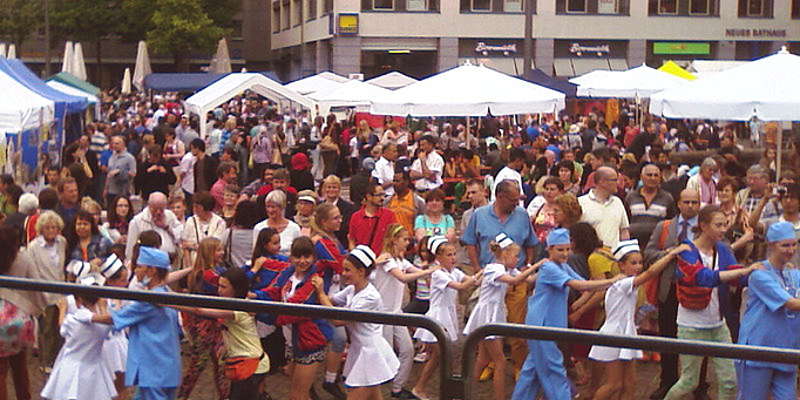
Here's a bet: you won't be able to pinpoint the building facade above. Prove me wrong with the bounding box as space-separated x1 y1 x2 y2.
269 0 800 81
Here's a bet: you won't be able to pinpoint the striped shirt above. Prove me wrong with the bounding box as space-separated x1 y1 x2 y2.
625 188 675 247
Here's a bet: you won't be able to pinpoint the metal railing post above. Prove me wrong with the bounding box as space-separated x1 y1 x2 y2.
461 323 800 400
0 276 458 398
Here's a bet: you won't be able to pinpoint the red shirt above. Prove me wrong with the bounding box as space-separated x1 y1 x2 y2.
348 207 397 254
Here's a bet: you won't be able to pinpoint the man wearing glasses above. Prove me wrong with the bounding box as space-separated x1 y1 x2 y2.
348 182 397 253
578 166 630 249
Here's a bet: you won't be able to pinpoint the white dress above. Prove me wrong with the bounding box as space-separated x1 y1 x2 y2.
589 277 644 361
414 267 466 342
41 308 117 400
332 284 400 387
103 299 128 373
463 263 513 338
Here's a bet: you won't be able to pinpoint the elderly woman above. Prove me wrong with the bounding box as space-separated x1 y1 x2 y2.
27 211 68 374
686 157 718 206
527 177 565 244
414 189 456 242
67 209 111 266
181 191 227 268
253 190 301 257
0 225 50 400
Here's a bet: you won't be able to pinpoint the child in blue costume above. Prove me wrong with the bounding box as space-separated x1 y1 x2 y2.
737 221 800 400
512 228 622 400
94 247 181 400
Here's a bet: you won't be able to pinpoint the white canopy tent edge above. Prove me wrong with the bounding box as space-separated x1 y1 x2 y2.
184 73 317 138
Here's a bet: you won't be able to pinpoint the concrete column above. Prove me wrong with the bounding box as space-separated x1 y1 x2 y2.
716 40 736 60
534 38 554 75
331 36 362 76
437 38 458 71
316 39 331 72
627 39 647 67
300 42 316 77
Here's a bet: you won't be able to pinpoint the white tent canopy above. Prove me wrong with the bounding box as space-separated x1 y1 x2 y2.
46 80 99 104
370 64 565 116
366 71 418 90
184 73 316 137
309 79 394 114
571 64 688 98
649 49 800 121
0 71 54 133
285 71 349 95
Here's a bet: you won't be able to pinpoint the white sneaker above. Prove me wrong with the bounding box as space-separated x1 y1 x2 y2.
413 351 428 363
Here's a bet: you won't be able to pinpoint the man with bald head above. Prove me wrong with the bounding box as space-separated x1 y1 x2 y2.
644 188 702 399
125 191 182 259
578 166 630 248
626 163 676 248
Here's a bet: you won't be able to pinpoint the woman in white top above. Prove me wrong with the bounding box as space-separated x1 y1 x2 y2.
463 233 540 400
372 224 440 398
252 190 301 257
181 191 226 268
412 237 479 400
314 245 400 399
589 240 687 400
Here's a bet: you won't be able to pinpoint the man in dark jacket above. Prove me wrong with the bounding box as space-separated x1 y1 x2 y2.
190 138 218 193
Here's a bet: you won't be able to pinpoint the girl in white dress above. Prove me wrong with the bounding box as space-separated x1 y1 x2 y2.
411 236 480 400
99 254 131 398
589 239 689 400
41 274 117 400
463 233 541 400
314 245 400 399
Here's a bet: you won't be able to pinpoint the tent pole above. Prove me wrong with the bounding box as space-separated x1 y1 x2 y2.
466 116 471 150
777 123 783 181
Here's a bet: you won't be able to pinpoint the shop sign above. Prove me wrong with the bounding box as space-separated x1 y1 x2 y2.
337 13 359 35
653 42 710 55
475 42 517 56
569 42 610 57
725 28 786 38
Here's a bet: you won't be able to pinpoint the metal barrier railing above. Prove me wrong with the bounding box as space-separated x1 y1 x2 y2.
0 276 463 399
460 323 800 400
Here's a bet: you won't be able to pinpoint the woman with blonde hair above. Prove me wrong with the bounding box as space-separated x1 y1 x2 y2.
178 236 230 400
553 193 583 229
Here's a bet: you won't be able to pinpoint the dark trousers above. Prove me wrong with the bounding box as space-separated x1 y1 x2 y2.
0 350 31 400
657 285 679 388
261 329 286 372
229 372 266 400
38 305 62 368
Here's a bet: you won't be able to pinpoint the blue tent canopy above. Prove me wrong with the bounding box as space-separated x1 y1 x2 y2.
0 58 89 113
523 68 577 98
145 71 282 92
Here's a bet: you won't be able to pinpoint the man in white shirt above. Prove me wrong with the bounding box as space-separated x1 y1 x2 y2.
125 192 182 259
372 143 398 199
410 135 444 192
578 166 630 248
179 151 196 203
491 147 526 203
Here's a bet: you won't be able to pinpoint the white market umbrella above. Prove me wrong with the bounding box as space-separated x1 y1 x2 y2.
132 40 152 91
650 48 800 121
370 63 565 116
61 41 74 74
0 43 6 58
573 64 689 98
309 79 394 114
72 42 87 81
121 68 132 94
6 44 15 59
286 71 349 95
366 71 418 90
210 38 232 74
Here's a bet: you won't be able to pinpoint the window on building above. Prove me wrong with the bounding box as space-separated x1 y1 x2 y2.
308 0 317 19
324 0 333 14
231 20 244 39
471 0 491 11
407 0 428 10
658 0 677 14
292 0 302 25
282 1 290 29
794 0 800 18
272 2 281 32
689 0 710 15
374 0 394 9
567 0 587 13
747 0 764 15
505 0 522 11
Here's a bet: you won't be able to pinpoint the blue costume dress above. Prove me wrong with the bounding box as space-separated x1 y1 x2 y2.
512 260 584 400
112 286 181 400
736 260 800 400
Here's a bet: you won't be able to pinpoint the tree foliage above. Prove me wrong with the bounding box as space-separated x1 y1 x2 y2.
51 0 121 43
0 0 42 49
146 0 227 71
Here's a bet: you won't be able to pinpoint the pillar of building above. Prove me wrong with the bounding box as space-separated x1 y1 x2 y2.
316 39 331 72
627 39 647 67
716 40 736 60
331 36 362 76
534 38 554 75
300 42 316 78
437 38 458 71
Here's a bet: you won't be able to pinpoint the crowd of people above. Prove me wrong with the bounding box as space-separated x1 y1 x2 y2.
0 88 799 400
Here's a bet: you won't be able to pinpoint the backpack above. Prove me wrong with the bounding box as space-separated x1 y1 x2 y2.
675 248 714 310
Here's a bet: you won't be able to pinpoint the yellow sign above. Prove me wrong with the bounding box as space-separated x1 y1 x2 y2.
338 14 359 35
